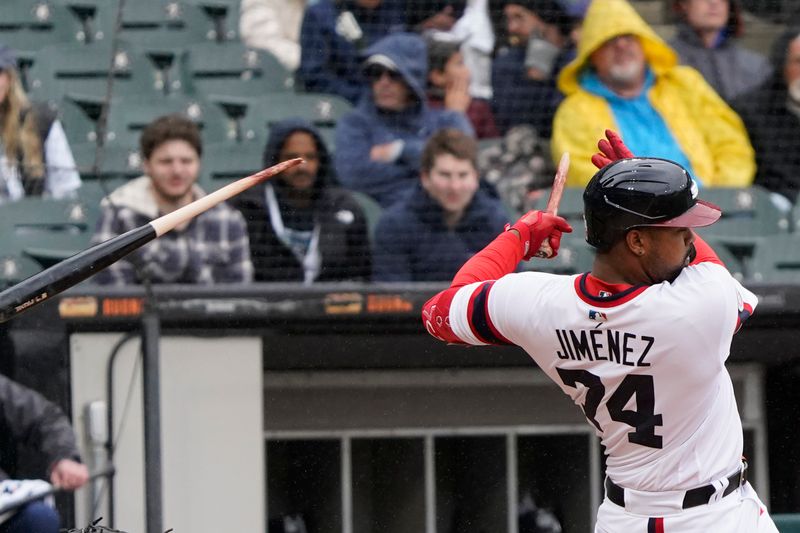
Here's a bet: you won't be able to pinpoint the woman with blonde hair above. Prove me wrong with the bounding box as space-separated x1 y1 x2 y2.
0 44 81 203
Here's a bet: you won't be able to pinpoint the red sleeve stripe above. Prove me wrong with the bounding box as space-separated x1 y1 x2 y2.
468 282 513 345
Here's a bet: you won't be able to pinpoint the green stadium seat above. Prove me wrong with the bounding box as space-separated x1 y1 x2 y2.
0 1 85 55
0 254 43 288
773 514 800 533
350 191 383 246
26 41 162 105
790 194 800 233
200 142 263 190
182 0 241 42
528 186 585 224
94 0 214 55
0 197 96 270
50 0 106 43
103 95 235 147
71 143 142 180
76 178 129 206
58 97 98 146
704 237 745 281
747 234 800 283
239 93 353 143
181 42 293 102
695 187 790 253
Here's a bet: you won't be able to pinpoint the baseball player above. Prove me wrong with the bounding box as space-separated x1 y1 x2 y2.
422 131 778 532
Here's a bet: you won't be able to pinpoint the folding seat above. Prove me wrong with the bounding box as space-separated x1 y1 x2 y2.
103 94 235 147
0 197 95 269
696 186 790 249
26 41 161 104
239 93 352 143
182 0 241 42
181 41 293 103
0 1 85 54
200 142 264 190
748 234 800 284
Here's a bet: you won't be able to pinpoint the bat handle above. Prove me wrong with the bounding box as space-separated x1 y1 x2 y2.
534 241 554 259
533 208 558 259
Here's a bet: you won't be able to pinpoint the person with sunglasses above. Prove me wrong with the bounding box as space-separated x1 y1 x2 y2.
334 32 475 208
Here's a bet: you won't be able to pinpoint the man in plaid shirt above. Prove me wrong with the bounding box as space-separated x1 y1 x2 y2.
89 114 253 285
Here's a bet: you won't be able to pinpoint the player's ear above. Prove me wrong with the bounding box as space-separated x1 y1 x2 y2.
625 229 646 257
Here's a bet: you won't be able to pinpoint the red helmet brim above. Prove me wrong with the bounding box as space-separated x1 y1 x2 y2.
645 199 721 228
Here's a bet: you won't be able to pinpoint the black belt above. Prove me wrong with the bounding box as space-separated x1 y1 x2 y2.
605 461 748 510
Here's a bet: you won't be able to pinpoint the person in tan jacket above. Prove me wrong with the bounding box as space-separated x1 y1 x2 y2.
550 0 755 187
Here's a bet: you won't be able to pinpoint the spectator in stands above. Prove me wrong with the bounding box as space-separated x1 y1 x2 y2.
669 0 771 103
408 1 466 33
551 0 755 186
0 373 89 533
451 0 495 102
0 44 81 204
490 0 572 137
89 114 253 285
239 0 307 72
233 118 371 283
372 128 508 281
297 0 406 105
335 32 474 208
426 32 499 139
735 27 800 207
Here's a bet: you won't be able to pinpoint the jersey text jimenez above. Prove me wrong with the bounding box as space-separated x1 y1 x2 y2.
555 329 654 366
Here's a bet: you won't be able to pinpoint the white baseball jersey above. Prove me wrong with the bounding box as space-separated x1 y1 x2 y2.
446 260 757 492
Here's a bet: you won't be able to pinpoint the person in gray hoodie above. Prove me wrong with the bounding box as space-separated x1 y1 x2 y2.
669 0 770 103
334 32 474 208
89 114 253 285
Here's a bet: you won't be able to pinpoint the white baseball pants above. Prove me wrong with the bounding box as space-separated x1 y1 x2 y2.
595 482 779 533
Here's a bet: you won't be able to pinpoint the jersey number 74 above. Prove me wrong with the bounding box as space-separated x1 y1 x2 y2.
556 368 664 449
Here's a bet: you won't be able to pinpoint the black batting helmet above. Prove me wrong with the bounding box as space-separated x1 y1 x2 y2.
583 158 721 250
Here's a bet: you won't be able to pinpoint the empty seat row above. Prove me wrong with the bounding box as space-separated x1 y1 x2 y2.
0 0 240 55
21 40 294 105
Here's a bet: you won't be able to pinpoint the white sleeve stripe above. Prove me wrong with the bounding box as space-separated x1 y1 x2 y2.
449 282 489 346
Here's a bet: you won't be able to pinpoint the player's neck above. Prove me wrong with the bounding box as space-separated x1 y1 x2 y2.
591 255 650 286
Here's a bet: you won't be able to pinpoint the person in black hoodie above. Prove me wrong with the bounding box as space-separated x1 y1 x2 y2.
233 118 371 282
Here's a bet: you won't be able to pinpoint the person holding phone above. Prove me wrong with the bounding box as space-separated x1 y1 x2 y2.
490 0 574 137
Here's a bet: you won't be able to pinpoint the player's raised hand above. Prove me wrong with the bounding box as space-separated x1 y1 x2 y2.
591 129 635 169
508 210 573 260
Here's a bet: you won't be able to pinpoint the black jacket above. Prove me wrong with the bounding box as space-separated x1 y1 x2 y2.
734 27 800 203
0 373 81 481
233 119 371 282
373 183 509 282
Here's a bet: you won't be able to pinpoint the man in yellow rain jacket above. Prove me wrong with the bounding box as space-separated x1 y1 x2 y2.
551 0 755 187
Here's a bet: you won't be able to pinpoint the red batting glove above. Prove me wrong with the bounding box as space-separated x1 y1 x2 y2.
591 129 635 169
507 210 573 260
